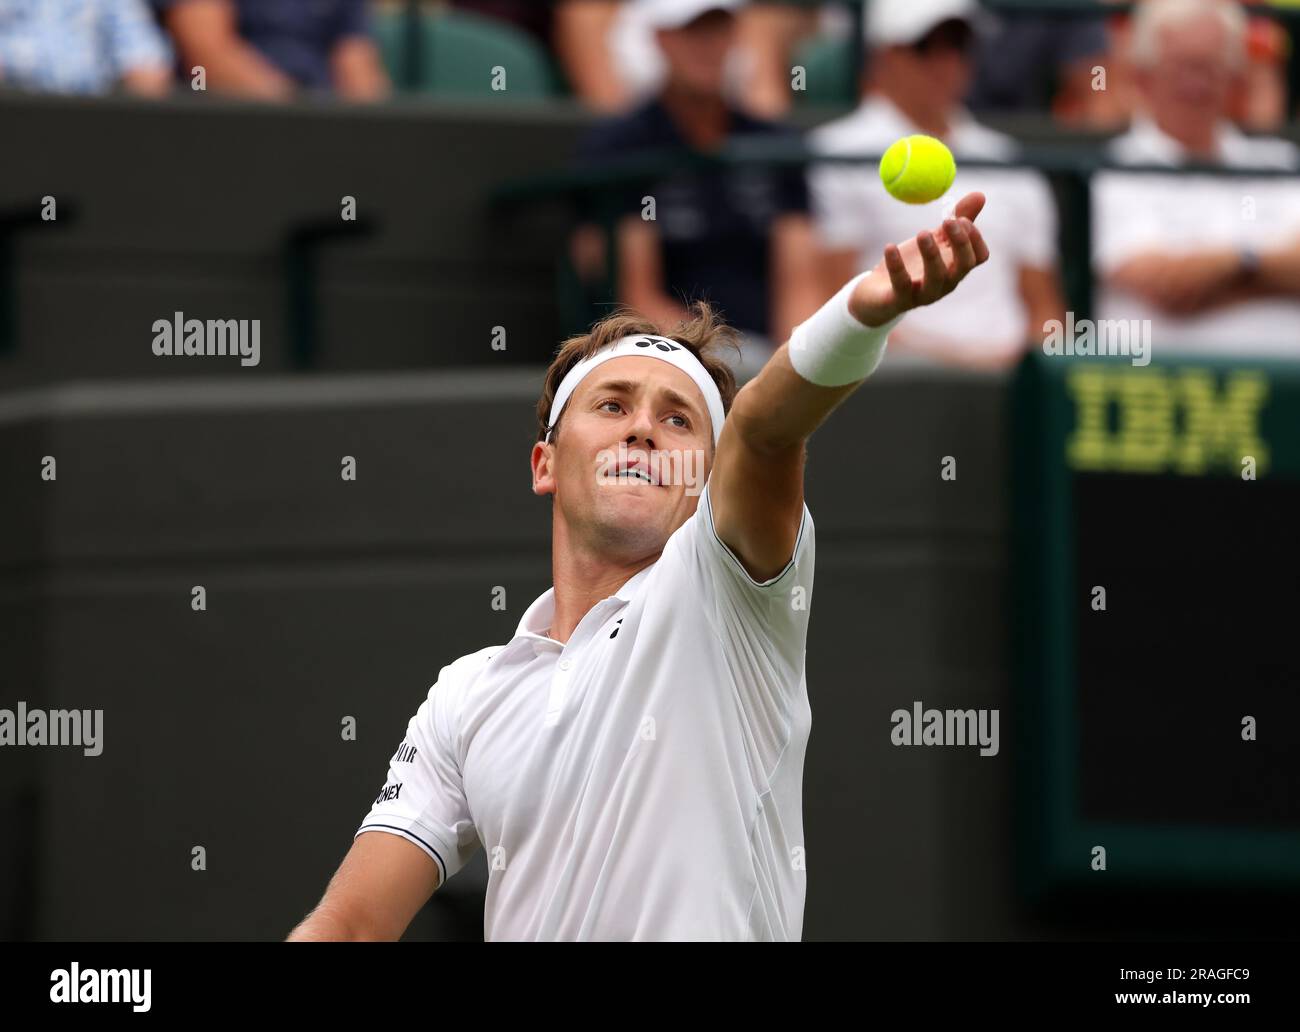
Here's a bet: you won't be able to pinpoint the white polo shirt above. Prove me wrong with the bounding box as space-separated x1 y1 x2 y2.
1093 113 1300 357
808 94 1059 365
356 479 815 941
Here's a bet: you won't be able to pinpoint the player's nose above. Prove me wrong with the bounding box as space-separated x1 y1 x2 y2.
624 405 657 446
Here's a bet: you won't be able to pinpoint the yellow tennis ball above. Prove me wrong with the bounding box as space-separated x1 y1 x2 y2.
879 135 957 204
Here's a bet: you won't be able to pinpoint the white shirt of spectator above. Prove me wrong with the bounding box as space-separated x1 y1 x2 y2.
1094 112 1300 357
356 479 814 941
808 94 1058 364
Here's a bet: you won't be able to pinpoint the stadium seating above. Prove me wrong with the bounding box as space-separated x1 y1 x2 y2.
372 7 562 99
792 32 857 109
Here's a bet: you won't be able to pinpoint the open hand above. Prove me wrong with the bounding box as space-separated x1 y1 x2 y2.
848 191 991 327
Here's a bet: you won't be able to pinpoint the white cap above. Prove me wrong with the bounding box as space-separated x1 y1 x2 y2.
865 0 985 48
639 0 743 31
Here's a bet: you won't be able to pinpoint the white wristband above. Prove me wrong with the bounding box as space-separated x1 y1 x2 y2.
787 271 904 387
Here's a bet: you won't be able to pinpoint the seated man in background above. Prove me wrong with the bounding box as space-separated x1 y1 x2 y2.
154 0 389 100
0 0 172 96
1097 0 1290 134
1094 0 1300 357
544 0 835 120
576 0 823 380
807 0 1066 370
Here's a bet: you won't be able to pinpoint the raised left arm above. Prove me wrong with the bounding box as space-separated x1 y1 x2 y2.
709 192 990 581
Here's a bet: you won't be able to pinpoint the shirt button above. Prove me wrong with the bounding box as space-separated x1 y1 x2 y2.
559 659 572 671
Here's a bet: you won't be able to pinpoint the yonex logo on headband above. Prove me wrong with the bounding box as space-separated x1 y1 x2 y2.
544 334 727 447
631 337 682 352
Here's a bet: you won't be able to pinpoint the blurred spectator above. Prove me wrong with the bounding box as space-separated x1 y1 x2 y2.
735 0 827 119
1093 0 1300 356
808 0 1066 370
576 0 822 378
453 0 631 112
1093 0 1289 132
964 12 1111 127
448 0 555 45
554 0 634 112
560 0 840 119
153 0 389 100
608 0 763 112
0 0 172 96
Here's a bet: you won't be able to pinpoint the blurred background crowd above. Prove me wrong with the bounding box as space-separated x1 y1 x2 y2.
3 2 1297 945
1 0 1297 375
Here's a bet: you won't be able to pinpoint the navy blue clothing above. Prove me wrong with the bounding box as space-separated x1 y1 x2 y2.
577 99 809 338
966 16 1109 113
154 0 369 89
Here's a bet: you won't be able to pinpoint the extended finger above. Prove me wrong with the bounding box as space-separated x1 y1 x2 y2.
917 230 949 292
960 218 990 264
883 243 915 303
954 191 986 223
943 218 977 273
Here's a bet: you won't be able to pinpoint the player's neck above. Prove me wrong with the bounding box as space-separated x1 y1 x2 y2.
548 536 657 644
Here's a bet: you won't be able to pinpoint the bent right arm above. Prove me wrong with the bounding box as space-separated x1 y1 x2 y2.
286 831 441 942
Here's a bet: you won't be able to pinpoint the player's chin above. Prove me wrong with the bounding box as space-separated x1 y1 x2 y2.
590 494 675 551
593 478 679 519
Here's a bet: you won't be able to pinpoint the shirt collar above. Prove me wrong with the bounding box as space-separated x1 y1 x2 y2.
647 95 740 149
862 94 914 139
512 563 657 645
861 94 993 157
1121 111 1237 167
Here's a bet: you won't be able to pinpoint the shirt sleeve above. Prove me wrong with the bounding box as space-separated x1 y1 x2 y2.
779 159 811 216
807 157 871 252
355 661 481 887
753 125 810 216
1090 169 1166 277
1006 168 1058 270
104 0 173 76
331 0 371 41
665 479 815 717
576 118 652 222
1253 172 1300 238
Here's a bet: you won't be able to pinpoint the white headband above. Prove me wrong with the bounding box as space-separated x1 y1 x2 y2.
545 335 726 446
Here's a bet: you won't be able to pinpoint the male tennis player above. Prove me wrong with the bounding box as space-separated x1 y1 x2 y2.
287 191 990 942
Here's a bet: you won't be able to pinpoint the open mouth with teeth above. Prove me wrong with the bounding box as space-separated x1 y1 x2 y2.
599 461 665 487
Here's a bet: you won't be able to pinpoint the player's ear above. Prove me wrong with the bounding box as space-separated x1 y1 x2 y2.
531 440 556 496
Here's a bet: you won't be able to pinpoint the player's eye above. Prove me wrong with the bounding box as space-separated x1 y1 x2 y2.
597 399 688 428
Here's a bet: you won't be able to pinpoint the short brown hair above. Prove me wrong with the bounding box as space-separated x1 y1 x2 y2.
536 301 741 445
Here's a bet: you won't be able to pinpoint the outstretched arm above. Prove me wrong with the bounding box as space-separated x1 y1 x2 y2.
709 192 991 581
